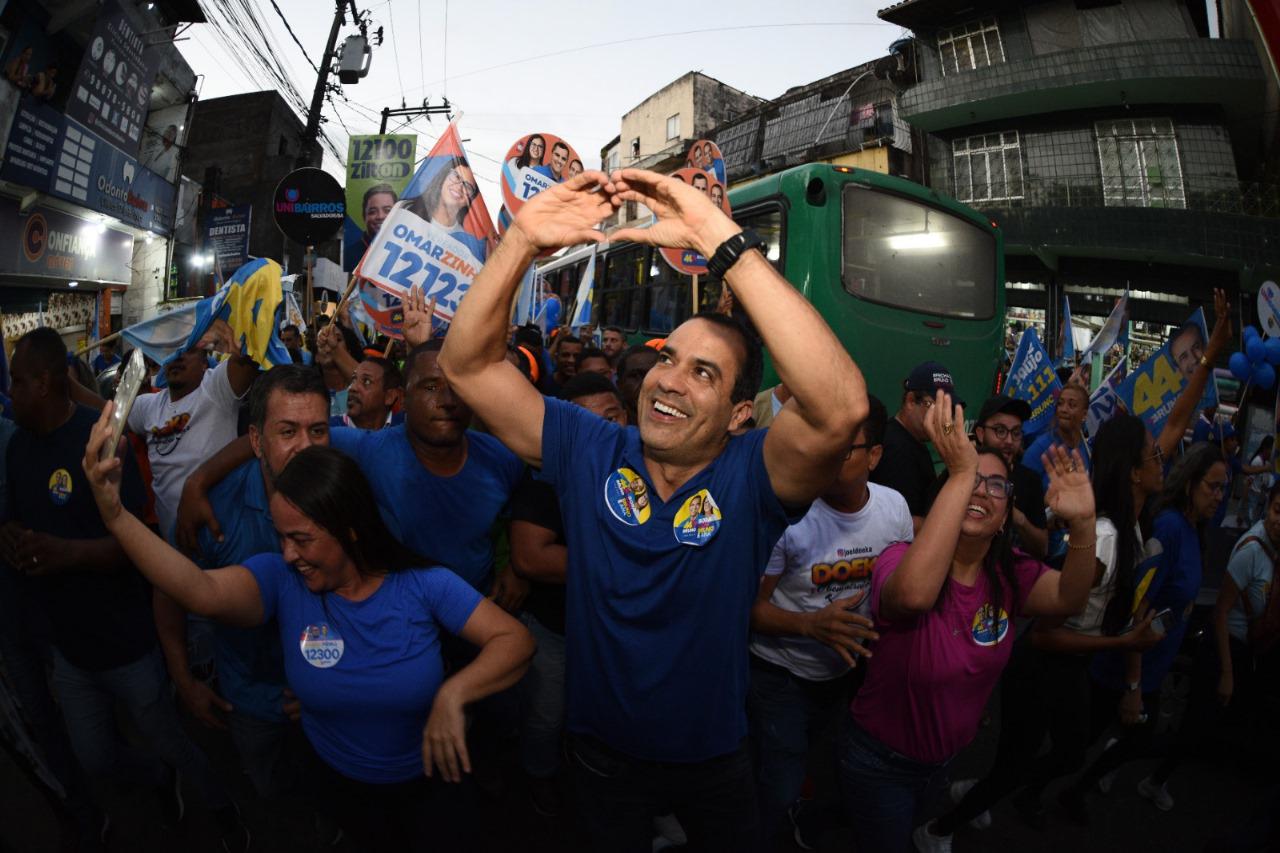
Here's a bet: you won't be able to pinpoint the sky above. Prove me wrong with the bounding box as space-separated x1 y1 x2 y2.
179 0 905 218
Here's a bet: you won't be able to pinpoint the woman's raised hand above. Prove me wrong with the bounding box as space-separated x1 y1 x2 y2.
1042 445 1095 524
923 389 977 476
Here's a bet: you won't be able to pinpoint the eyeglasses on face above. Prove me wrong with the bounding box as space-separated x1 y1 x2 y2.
447 170 479 199
980 422 1022 441
973 472 1014 500
844 441 876 460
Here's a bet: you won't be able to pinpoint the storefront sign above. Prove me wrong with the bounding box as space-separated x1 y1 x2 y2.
66 0 157 159
0 198 133 283
205 204 252 275
0 100 178 234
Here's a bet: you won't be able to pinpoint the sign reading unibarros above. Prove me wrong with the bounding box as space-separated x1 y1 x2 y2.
273 167 345 245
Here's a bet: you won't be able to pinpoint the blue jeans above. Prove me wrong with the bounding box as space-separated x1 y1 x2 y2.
568 733 760 853
838 718 945 853
747 654 851 846
50 645 230 810
519 612 566 779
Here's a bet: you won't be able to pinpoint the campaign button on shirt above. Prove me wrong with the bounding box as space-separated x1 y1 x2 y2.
672 489 722 546
970 603 1010 647
299 623 344 668
604 467 651 526
48 468 73 505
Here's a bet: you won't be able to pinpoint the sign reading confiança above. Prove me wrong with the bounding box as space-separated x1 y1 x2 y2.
273 167 345 245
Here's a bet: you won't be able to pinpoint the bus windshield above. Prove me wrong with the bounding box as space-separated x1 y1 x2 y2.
841 184 996 320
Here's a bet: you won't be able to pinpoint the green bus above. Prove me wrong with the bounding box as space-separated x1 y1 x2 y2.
536 163 1005 412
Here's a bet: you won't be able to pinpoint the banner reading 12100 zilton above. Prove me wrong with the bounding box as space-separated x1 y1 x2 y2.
344 134 417 272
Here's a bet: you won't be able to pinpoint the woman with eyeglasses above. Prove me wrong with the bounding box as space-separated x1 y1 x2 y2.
839 389 1097 853
407 156 489 259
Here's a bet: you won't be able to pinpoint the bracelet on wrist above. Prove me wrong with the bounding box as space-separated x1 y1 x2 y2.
1066 538 1097 551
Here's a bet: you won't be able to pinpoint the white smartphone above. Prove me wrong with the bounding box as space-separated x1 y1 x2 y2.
100 348 147 462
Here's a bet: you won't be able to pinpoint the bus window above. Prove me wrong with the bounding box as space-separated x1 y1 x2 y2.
647 250 690 332
699 206 785 310
841 184 995 320
603 245 646 329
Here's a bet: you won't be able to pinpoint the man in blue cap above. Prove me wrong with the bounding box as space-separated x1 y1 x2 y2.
871 360 959 531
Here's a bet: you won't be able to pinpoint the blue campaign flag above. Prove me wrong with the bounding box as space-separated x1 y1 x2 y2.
1116 307 1216 439
1003 328 1063 440
571 248 597 333
123 258 293 383
1059 292 1075 366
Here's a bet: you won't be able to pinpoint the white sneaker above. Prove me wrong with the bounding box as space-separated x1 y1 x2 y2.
1096 738 1120 794
947 779 992 830
1137 776 1174 811
651 813 687 850
912 821 953 853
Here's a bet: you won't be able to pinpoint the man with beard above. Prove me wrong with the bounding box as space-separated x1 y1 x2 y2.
437 168 866 852
329 357 404 431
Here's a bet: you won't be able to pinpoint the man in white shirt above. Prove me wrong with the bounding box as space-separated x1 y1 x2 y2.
747 394 913 847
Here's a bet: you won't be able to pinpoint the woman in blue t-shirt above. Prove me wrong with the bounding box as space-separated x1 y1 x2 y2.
83 426 534 851
1061 442 1227 814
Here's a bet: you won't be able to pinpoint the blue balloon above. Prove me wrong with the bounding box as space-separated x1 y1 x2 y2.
1245 325 1262 341
1230 351 1252 380
1253 361 1276 390
1267 337 1280 366
1247 337 1267 364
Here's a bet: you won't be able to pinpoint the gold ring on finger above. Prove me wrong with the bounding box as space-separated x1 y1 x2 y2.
942 422 954 435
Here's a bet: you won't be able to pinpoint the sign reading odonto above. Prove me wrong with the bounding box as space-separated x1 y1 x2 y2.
356 120 497 326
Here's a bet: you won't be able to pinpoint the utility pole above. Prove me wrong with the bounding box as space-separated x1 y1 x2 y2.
380 99 453 134
298 0 374 168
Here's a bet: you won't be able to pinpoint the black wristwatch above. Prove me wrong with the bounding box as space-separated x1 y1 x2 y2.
706 229 765 279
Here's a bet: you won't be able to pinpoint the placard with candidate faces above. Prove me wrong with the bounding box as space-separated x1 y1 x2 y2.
657 167 731 277
501 133 584 216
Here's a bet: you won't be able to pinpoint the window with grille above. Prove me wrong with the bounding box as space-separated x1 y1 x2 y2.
952 131 1024 203
938 18 1006 75
1095 119 1186 209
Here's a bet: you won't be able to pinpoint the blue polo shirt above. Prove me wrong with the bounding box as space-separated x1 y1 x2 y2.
196 459 287 723
539 397 798 762
1092 508 1200 693
329 425 524 591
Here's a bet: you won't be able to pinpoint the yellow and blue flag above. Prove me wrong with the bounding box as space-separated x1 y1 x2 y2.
123 257 292 379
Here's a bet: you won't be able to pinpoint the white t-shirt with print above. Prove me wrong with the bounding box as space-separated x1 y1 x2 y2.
128 360 245 539
749 483 913 681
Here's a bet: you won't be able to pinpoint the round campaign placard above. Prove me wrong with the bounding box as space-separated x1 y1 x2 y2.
501 133 584 216
274 167 345 245
658 168 732 276
1258 280 1280 337
686 139 726 185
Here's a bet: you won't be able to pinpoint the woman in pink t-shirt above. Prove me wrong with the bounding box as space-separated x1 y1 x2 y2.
837 390 1098 853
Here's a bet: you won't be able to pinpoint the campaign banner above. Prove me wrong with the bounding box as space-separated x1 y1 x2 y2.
1078 291 1129 364
1116 308 1217 439
357 279 404 340
658 168 732 276
1059 292 1074 366
1003 328 1062 440
205 204 251 275
66 0 157 159
500 132 583 217
1085 357 1127 439
0 197 133 282
686 139 726 185
343 134 417 272
0 100 177 234
1258 279 1280 338
356 119 497 326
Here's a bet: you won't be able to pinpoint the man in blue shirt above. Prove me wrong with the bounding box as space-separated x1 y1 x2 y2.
160 365 330 802
90 339 121 375
327 357 405 431
437 168 866 851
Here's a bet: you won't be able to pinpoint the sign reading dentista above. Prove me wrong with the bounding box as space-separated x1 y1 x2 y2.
273 168 345 245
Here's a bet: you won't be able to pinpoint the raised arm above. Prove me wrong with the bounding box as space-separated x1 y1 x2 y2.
84 405 263 626
610 169 865 505
879 391 974 619
1023 445 1097 616
1156 288 1230 459
438 171 617 466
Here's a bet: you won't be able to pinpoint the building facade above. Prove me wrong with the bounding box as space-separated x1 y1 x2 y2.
877 0 1280 351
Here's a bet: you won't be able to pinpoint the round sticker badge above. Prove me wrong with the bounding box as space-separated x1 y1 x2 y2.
48 468 73 506
299 623 345 669
603 467 651 526
673 489 722 546
970 604 1010 647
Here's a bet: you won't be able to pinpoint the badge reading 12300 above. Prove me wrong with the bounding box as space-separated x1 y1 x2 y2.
299 623 344 669
672 489 721 546
604 467 651 526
